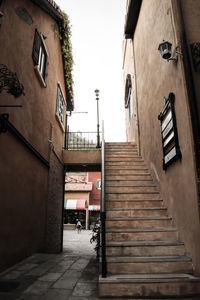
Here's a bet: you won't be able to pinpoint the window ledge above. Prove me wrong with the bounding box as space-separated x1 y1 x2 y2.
34 65 46 88
55 113 65 132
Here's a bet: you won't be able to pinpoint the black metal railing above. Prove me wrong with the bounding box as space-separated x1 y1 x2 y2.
101 120 107 277
65 131 102 150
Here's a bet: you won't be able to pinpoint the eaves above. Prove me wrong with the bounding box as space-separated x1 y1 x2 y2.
124 0 142 39
30 0 63 23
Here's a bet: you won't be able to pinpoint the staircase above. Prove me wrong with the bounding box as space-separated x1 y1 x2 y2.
99 142 200 298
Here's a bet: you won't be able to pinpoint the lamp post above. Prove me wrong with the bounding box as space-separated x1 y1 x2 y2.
95 89 100 148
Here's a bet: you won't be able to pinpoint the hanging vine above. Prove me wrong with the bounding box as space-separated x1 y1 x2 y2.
59 12 74 110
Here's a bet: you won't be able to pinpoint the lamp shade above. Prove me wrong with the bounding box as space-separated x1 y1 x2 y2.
158 40 172 60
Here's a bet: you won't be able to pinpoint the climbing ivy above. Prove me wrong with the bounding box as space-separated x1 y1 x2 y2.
59 12 74 109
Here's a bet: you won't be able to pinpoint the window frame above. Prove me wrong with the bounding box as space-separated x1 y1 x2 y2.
32 29 48 87
56 83 66 130
127 86 133 124
125 74 133 125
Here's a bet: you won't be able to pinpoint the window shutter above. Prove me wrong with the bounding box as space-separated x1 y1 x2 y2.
32 29 41 65
44 56 48 83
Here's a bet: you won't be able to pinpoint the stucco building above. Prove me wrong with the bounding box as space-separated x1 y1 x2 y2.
64 172 101 229
88 172 101 211
123 0 200 274
0 0 73 271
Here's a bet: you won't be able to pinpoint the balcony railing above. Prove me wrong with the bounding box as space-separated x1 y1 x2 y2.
65 131 102 150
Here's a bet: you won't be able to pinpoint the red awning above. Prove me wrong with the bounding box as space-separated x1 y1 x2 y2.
76 200 86 210
64 199 86 210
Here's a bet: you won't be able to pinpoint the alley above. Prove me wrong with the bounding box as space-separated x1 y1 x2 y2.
0 230 198 300
0 230 98 300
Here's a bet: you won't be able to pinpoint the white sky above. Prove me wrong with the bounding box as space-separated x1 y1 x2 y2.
55 0 127 142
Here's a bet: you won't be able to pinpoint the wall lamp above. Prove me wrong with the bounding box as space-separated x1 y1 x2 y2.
158 40 181 62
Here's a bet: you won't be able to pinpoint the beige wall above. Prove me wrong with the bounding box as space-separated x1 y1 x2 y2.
123 0 200 273
0 0 66 270
123 39 138 143
63 149 101 165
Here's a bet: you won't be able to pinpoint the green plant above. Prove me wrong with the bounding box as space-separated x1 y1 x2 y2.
90 219 100 258
90 216 96 224
59 13 74 109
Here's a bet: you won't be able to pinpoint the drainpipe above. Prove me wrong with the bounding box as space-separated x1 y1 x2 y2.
61 166 66 252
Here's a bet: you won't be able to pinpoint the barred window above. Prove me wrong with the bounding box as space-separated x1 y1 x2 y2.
56 84 65 127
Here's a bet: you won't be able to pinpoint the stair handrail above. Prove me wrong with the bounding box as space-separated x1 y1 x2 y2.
101 120 107 277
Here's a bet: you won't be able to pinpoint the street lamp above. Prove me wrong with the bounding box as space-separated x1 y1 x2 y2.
95 89 100 148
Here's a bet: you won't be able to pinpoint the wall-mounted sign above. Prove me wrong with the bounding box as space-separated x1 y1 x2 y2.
96 179 101 190
158 93 181 170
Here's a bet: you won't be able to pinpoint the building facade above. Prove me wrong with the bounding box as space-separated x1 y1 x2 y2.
88 172 101 222
123 0 200 273
64 172 101 229
64 173 92 230
0 0 72 271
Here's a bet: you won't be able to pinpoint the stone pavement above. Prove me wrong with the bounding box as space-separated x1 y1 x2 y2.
0 230 199 300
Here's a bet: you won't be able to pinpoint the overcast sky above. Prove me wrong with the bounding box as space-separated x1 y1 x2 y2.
55 0 126 142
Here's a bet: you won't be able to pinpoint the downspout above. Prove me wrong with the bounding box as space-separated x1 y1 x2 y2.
60 166 65 252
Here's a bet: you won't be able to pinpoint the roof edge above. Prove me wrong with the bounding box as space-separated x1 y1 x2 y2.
30 0 63 23
124 0 142 39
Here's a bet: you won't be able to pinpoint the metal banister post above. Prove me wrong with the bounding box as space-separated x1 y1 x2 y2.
101 120 107 277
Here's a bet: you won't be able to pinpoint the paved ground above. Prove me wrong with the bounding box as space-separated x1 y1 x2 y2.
0 230 199 300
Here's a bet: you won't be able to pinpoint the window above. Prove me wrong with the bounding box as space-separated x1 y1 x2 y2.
32 29 48 85
125 74 133 124
56 84 65 127
127 86 132 124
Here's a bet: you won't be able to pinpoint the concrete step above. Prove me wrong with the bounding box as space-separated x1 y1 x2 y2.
105 154 140 158
105 143 137 148
106 207 168 218
105 150 138 154
105 185 158 193
105 142 136 145
105 161 146 167
106 191 161 200
105 156 142 161
105 149 138 152
105 156 143 162
106 179 153 185
105 255 193 274
99 273 200 298
106 174 152 180
101 144 199 298
106 228 179 242
106 199 164 209
105 168 149 175
106 217 172 229
106 240 185 257
105 162 146 167
105 146 138 150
